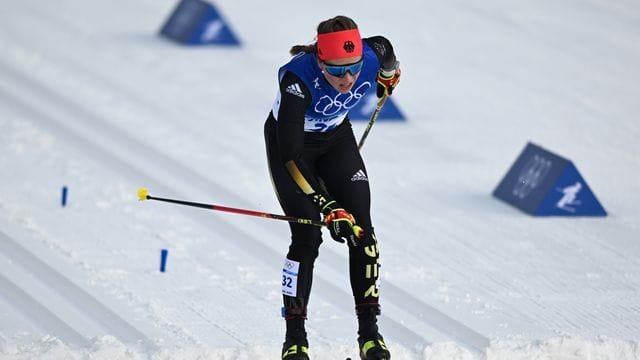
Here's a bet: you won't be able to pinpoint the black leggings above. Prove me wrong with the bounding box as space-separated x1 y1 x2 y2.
264 115 381 318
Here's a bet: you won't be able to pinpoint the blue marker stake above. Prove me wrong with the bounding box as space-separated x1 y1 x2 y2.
61 186 68 207
160 249 169 272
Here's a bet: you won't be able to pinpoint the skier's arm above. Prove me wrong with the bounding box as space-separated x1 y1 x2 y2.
276 71 333 210
364 36 397 71
364 36 401 97
276 71 363 240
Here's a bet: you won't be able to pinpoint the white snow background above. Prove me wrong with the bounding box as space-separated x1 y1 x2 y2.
1 0 640 359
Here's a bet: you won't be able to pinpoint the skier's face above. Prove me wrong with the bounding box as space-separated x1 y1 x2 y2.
320 55 362 94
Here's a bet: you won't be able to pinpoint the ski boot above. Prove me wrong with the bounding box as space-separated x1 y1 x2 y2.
357 305 390 360
358 333 390 360
282 338 309 360
282 317 309 360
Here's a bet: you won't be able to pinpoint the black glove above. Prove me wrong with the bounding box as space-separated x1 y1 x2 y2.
321 200 364 243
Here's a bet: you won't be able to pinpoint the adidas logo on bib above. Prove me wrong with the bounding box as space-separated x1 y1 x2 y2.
351 169 368 182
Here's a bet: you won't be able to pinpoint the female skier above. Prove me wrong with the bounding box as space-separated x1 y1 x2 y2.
264 15 400 360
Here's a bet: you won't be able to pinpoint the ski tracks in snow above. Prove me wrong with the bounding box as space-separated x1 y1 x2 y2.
0 230 154 349
0 59 490 355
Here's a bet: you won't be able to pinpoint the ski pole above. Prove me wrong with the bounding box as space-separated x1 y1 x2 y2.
357 95 388 151
137 187 326 227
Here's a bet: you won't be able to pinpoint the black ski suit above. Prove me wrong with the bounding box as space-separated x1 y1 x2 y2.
264 36 397 320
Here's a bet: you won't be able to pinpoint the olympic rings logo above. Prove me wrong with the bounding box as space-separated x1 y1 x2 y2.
512 155 552 199
314 82 372 116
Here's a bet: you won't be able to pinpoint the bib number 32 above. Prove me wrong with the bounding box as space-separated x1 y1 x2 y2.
281 258 300 297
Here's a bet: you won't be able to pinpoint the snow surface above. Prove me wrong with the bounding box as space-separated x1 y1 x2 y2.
1 0 640 359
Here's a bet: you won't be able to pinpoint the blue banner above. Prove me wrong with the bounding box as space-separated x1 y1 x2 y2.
493 142 606 216
349 92 405 121
159 0 241 46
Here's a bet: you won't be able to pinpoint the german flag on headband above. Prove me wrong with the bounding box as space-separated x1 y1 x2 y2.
317 29 362 61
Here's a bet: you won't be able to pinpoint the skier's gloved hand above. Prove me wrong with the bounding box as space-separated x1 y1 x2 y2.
376 63 401 98
321 201 364 243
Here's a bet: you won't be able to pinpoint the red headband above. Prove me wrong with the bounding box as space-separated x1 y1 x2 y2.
317 29 362 61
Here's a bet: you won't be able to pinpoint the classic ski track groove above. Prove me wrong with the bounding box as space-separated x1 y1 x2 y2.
0 269 90 348
0 230 154 348
0 59 490 354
